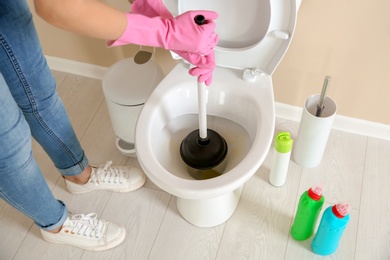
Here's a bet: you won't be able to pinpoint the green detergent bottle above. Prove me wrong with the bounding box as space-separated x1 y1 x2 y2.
291 186 324 240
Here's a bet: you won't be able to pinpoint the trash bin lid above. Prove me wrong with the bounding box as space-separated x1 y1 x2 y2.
102 57 164 106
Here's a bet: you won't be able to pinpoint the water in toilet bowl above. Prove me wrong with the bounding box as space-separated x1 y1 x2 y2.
186 154 228 180
154 114 252 180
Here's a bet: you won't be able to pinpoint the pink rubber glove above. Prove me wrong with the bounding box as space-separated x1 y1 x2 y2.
130 0 217 85
174 52 214 86
108 11 218 55
188 52 215 86
131 0 172 18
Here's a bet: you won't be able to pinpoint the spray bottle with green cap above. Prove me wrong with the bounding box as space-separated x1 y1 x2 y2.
291 186 325 240
269 132 293 187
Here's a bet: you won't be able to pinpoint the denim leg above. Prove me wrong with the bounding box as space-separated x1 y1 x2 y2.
0 72 68 231
0 0 88 176
0 0 89 230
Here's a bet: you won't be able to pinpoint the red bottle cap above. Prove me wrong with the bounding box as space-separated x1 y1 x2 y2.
332 203 350 218
308 186 323 201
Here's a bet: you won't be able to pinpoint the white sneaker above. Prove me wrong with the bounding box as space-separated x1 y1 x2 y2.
65 161 146 194
41 213 126 251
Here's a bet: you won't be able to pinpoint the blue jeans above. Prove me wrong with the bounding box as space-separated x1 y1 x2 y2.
0 0 89 230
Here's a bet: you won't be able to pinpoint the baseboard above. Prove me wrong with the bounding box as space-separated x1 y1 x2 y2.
46 56 108 80
46 56 390 141
275 103 390 141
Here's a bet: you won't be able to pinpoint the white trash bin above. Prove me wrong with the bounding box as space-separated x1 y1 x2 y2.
102 54 164 156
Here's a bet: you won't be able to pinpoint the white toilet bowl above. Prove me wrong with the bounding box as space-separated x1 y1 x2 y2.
135 0 300 227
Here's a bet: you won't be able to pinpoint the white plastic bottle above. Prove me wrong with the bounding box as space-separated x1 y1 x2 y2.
269 132 293 187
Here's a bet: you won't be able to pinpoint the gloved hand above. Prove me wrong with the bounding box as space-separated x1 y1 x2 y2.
108 11 218 55
130 0 218 85
183 52 216 86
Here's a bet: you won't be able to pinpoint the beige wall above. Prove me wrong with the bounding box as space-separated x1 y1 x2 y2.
28 0 390 125
273 0 390 125
26 0 178 75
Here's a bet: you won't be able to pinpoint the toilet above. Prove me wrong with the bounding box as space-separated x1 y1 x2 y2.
135 0 301 227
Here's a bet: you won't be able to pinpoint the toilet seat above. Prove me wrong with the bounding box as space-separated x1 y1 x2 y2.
166 0 297 75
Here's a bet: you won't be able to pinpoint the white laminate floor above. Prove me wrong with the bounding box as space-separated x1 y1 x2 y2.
1 71 389 260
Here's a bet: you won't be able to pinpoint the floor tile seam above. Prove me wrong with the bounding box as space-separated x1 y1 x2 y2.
73 90 105 144
54 72 69 92
283 165 304 260
146 194 173 260
353 136 369 259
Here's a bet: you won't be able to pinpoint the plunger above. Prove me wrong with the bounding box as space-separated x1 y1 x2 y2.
179 15 228 174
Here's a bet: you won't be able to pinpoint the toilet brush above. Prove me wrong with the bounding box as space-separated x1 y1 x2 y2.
315 75 331 117
179 15 228 179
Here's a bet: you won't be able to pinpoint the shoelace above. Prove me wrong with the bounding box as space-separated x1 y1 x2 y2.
67 213 103 238
90 161 124 186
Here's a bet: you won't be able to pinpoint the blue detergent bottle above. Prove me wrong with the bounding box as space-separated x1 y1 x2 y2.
312 203 350 255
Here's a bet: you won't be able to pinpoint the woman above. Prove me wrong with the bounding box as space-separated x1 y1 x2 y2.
0 0 217 251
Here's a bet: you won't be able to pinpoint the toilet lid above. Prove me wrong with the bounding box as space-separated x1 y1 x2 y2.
102 57 164 106
176 0 297 75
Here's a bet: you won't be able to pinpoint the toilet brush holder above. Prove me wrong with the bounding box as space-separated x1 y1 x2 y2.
292 94 337 168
